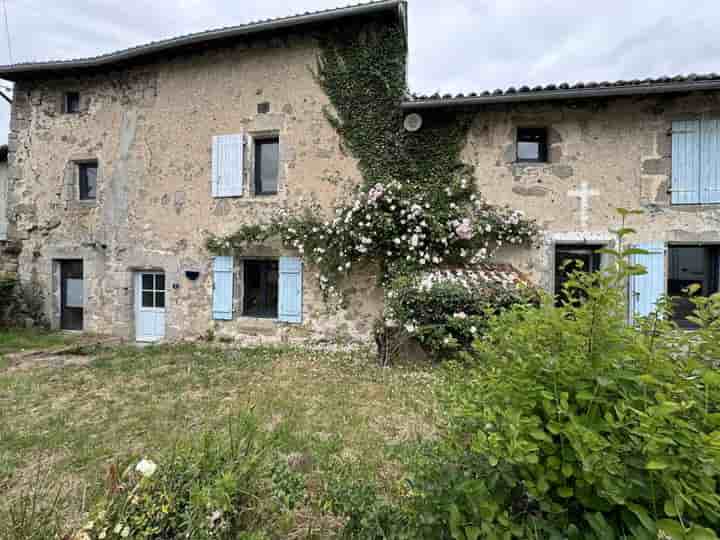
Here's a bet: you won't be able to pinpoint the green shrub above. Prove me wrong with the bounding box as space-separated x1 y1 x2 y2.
80 414 277 540
428 233 720 539
385 267 537 359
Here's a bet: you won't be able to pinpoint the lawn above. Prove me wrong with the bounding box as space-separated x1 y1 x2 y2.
0 330 438 537
0 327 82 358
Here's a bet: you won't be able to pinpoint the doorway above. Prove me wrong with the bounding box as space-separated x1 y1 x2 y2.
135 272 166 342
668 245 719 328
60 260 84 331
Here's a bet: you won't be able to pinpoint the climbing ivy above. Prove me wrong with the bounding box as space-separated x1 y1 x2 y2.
206 18 538 302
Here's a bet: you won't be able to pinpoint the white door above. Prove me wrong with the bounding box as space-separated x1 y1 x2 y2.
135 272 166 342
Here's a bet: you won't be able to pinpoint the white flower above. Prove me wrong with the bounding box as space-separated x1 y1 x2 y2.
121 526 130 538
410 234 420 247
393 238 401 245
114 525 122 534
432 256 440 264
443 337 451 345
470 326 477 334
209 510 224 529
404 323 417 333
135 459 157 478
455 218 474 240
99 531 107 540
453 312 467 319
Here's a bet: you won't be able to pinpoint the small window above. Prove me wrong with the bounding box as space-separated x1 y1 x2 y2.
668 245 719 328
254 137 279 195
243 259 278 318
517 127 548 162
64 92 81 114
78 162 98 201
555 244 603 305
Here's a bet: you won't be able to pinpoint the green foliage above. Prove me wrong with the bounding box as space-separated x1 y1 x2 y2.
425 226 720 539
206 19 538 298
386 269 537 359
82 414 278 540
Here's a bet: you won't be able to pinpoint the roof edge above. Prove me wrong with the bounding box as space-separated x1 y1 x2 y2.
401 79 720 110
0 0 404 80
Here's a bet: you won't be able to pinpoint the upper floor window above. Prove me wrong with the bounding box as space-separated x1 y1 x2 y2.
78 161 97 201
64 92 81 114
517 127 548 163
671 118 720 204
254 137 279 195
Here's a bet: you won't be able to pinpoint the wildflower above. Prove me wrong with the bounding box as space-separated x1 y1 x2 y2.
121 526 130 538
135 459 157 478
455 218 474 240
470 326 477 334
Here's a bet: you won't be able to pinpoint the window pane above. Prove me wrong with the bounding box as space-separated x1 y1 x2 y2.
255 139 279 194
64 278 84 308
155 291 165 309
79 163 97 200
243 260 279 318
155 274 165 291
142 274 154 290
517 141 540 161
142 291 154 308
65 92 80 113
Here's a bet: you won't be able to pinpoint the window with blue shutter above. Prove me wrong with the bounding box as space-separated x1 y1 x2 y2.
630 242 666 321
671 118 720 205
671 119 701 204
212 134 244 198
212 256 234 320
701 119 720 204
278 257 303 323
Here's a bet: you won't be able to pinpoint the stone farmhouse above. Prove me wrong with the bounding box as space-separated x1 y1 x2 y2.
0 0 718 342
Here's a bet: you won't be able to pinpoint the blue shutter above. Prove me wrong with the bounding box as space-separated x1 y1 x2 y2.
701 118 720 204
211 134 244 198
671 119 701 204
278 257 303 323
630 242 666 320
212 256 234 320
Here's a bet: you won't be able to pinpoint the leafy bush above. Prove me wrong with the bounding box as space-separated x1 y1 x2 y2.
385 266 537 359
428 232 720 538
80 414 278 540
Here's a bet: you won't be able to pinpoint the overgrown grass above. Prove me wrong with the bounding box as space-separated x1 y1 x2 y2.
0 340 438 538
0 327 80 356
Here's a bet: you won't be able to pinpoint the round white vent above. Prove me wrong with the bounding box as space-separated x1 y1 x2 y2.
403 113 423 132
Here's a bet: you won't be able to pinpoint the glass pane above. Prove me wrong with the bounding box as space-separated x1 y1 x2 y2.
155 274 165 291
155 291 165 309
64 278 84 308
517 141 540 161
142 274 154 290
142 291 154 308
256 140 279 194
79 164 97 200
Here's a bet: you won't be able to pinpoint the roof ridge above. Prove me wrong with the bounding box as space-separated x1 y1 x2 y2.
0 0 403 76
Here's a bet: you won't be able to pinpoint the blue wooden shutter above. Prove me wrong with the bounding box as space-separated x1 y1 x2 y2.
212 256 234 320
630 242 666 319
671 119 701 204
211 134 244 198
278 257 303 323
701 118 720 204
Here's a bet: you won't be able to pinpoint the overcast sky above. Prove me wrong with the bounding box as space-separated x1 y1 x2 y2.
1 0 720 143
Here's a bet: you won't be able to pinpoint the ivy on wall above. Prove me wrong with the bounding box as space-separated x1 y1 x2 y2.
206 18 538 303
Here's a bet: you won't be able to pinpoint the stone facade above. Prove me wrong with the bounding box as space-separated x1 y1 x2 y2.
460 93 720 291
5 31 383 342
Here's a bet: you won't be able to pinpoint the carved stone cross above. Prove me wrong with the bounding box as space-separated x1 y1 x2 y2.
567 181 599 229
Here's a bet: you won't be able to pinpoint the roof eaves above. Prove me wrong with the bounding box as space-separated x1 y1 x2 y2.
401 78 720 110
0 0 404 79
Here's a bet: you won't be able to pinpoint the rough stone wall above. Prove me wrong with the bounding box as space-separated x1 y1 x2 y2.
462 93 720 291
7 32 382 342
0 161 7 240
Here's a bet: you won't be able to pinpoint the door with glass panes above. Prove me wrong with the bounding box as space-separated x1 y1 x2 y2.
135 272 166 342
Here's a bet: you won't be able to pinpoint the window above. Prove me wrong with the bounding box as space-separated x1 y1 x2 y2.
78 162 98 201
516 127 548 162
254 137 279 195
64 92 81 114
141 273 166 309
671 119 720 204
554 244 603 305
668 245 719 328
243 260 279 318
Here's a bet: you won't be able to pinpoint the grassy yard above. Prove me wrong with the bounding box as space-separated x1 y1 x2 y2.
0 330 438 537
0 327 82 358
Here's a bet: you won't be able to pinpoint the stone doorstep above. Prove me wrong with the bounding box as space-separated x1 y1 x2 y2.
4 334 124 365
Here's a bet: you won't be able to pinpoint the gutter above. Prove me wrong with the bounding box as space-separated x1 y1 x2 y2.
0 0 403 79
400 79 720 110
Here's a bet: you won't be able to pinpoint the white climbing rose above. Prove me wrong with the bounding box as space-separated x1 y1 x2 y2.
135 458 157 478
